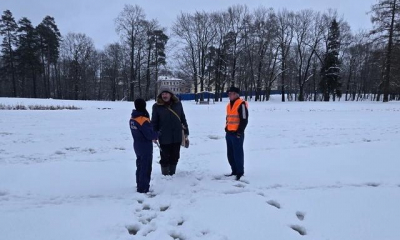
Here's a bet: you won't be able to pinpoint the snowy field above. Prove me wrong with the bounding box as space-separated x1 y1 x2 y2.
1 96 400 240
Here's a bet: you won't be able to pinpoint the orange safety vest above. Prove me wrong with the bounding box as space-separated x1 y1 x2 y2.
226 98 248 131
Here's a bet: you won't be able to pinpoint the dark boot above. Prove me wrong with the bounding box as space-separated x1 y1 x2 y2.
161 165 170 176
169 164 177 175
236 174 243 181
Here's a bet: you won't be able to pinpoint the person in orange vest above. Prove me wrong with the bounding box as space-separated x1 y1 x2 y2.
225 86 249 180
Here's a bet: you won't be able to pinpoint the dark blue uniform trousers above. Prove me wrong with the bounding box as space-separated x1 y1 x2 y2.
136 154 152 192
225 132 245 175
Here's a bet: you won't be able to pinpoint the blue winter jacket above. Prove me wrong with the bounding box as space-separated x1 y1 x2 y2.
129 110 158 156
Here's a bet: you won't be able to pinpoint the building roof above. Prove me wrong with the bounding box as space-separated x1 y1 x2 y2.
158 76 184 81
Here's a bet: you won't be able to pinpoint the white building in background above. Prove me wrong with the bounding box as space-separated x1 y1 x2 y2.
157 76 190 94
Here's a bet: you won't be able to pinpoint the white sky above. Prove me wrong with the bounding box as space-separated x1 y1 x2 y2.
2 0 377 49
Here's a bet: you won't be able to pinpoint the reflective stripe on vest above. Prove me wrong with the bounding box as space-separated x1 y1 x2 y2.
226 99 247 131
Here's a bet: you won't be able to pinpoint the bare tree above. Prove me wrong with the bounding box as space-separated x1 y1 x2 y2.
226 5 249 87
103 43 123 101
115 4 146 101
173 12 199 98
276 9 295 102
293 10 325 101
370 0 400 102
61 32 95 100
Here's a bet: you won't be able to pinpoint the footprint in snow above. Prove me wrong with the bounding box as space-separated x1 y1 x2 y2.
142 225 157 237
0 191 8 197
290 225 307 236
139 214 157 225
142 204 151 210
212 175 250 184
238 178 250 184
160 205 170 212
177 219 185 226
365 182 380 187
169 231 186 240
296 211 305 221
267 200 281 209
126 224 141 235
212 175 224 181
146 192 157 198
65 147 80 151
208 135 223 140
223 189 249 195
257 192 266 197
234 183 246 188
190 182 198 187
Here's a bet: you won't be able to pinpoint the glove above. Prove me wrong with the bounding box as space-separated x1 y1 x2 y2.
184 138 190 148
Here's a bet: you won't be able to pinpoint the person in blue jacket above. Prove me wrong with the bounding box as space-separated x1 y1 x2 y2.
129 98 158 193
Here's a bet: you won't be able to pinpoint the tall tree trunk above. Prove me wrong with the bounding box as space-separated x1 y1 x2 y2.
47 55 51 98
145 43 152 100
345 61 353 101
137 47 142 98
8 38 17 97
383 0 397 102
281 56 286 102
31 64 37 98
130 39 136 101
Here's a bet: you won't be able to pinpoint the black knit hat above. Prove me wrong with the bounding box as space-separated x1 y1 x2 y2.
134 98 146 112
227 86 240 94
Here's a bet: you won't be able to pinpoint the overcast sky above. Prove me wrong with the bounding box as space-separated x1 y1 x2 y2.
2 0 377 49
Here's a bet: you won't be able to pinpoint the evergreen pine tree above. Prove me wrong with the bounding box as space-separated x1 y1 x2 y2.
0 10 18 97
16 17 41 98
320 19 341 102
36 16 61 98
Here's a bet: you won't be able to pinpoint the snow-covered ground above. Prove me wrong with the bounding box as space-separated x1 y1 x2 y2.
1 96 400 240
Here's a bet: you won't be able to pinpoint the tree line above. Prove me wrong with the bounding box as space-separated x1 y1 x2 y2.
0 5 168 101
1 0 399 102
173 1 400 102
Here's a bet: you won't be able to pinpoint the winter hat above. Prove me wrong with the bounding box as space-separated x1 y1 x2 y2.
227 86 240 94
158 86 175 96
134 98 147 112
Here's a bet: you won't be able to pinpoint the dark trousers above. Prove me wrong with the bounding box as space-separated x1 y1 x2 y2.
136 154 152 192
225 132 245 175
160 142 181 167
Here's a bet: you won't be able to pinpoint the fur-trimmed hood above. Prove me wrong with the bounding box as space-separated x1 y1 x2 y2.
156 86 179 105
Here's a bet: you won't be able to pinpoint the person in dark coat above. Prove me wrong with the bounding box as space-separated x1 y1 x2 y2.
151 86 189 176
130 98 158 193
225 86 249 180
